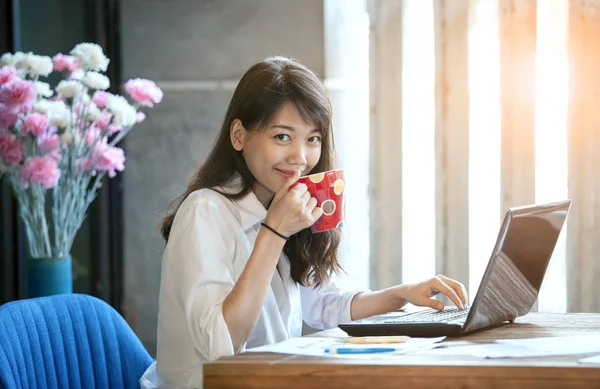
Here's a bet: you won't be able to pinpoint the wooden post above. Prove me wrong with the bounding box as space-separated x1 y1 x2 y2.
368 0 404 289
499 0 537 214
566 0 600 313
434 0 470 293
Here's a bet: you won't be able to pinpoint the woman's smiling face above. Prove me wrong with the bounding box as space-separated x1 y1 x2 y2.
230 102 322 207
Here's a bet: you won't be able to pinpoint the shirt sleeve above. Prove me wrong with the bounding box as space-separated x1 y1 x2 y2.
164 193 241 362
299 279 369 330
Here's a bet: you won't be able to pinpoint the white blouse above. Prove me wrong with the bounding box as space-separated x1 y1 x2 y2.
140 187 363 389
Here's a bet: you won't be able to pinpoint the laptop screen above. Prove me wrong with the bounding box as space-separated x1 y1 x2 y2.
464 200 571 333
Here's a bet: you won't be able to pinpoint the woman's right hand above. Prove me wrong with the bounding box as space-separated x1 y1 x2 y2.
264 171 324 237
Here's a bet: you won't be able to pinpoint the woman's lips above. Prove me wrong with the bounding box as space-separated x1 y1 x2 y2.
276 169 297 178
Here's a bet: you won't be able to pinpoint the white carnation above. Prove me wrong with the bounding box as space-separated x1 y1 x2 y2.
34 82 53 97
70 43 110 72
80 93 91 105
2 53 53 77
56 80 84 98
70 69 85 81
82 71 110 90
0 52 27 67
107 95 136 127
86 103 103 122
24 54 53 77
45 100 71 128
0 53 16 66
34 99 51 114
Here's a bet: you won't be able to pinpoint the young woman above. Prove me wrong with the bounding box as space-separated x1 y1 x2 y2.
140 56 467 389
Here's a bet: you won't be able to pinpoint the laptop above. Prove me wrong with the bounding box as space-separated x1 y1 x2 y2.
339 200 572 338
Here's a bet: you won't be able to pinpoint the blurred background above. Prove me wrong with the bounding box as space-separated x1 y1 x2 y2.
2 0 598 357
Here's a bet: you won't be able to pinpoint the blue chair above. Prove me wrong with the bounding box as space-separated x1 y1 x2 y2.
0 294 153 389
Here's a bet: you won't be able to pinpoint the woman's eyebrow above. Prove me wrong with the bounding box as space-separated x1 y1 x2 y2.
269 125 322 133
270 124 296 131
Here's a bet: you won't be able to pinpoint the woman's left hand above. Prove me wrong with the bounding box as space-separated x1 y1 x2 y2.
398 274 468 311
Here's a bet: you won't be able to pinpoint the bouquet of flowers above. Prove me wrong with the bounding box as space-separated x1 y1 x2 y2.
0 43 163 262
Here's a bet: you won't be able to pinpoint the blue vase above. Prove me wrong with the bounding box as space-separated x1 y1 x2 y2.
28 255 73 297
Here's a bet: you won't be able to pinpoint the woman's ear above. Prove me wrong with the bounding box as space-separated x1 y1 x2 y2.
230 119 246 152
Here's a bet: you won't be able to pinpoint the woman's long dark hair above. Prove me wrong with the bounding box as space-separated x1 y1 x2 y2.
159 56 342 287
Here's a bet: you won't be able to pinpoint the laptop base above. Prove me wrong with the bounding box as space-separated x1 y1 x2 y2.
338 322 464 338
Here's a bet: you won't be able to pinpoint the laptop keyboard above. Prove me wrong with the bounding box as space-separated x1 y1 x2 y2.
384 306 470 324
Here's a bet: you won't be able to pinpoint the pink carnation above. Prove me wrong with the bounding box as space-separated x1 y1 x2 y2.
38 133 61 160
0 66 18 85
52 54 79 72
96 145 125 178
106 124 122 135
79 144 125 178
124 78 163 107
0 78 37 112
0 103 20 131
22 112 49 136
84 126 103 146
136 111 146 123
0 134 23 165
19 156 61 189
92 91 112 108
94 112 112 130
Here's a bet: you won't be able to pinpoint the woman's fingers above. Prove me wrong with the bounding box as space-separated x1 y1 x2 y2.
432 276 464 310
306 197 323 222
437 274 468 308
289 183 308 200
300 190 311 204
311 205 324 221
306 197 317 212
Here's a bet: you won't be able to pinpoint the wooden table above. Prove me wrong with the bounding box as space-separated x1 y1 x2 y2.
204 313 600 389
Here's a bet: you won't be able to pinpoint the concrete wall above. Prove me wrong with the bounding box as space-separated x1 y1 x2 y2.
120 0 325 355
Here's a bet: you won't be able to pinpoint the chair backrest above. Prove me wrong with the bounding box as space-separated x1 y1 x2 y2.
0 294 153 389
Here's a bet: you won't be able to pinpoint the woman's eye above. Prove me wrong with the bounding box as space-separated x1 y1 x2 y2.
308 136 322 143
274 134 291 142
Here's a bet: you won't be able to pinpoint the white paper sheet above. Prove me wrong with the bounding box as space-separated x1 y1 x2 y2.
497 335 600 355
414 343 567 358
579 355 600 364
414 335 600 359
245 336 446 358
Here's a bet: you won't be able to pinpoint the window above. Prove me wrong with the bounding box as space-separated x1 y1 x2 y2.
328 0 570 312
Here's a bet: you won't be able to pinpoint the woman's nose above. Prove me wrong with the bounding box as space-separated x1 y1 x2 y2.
288 145 307 165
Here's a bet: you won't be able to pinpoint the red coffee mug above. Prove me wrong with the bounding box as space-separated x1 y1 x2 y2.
294 169 344 233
